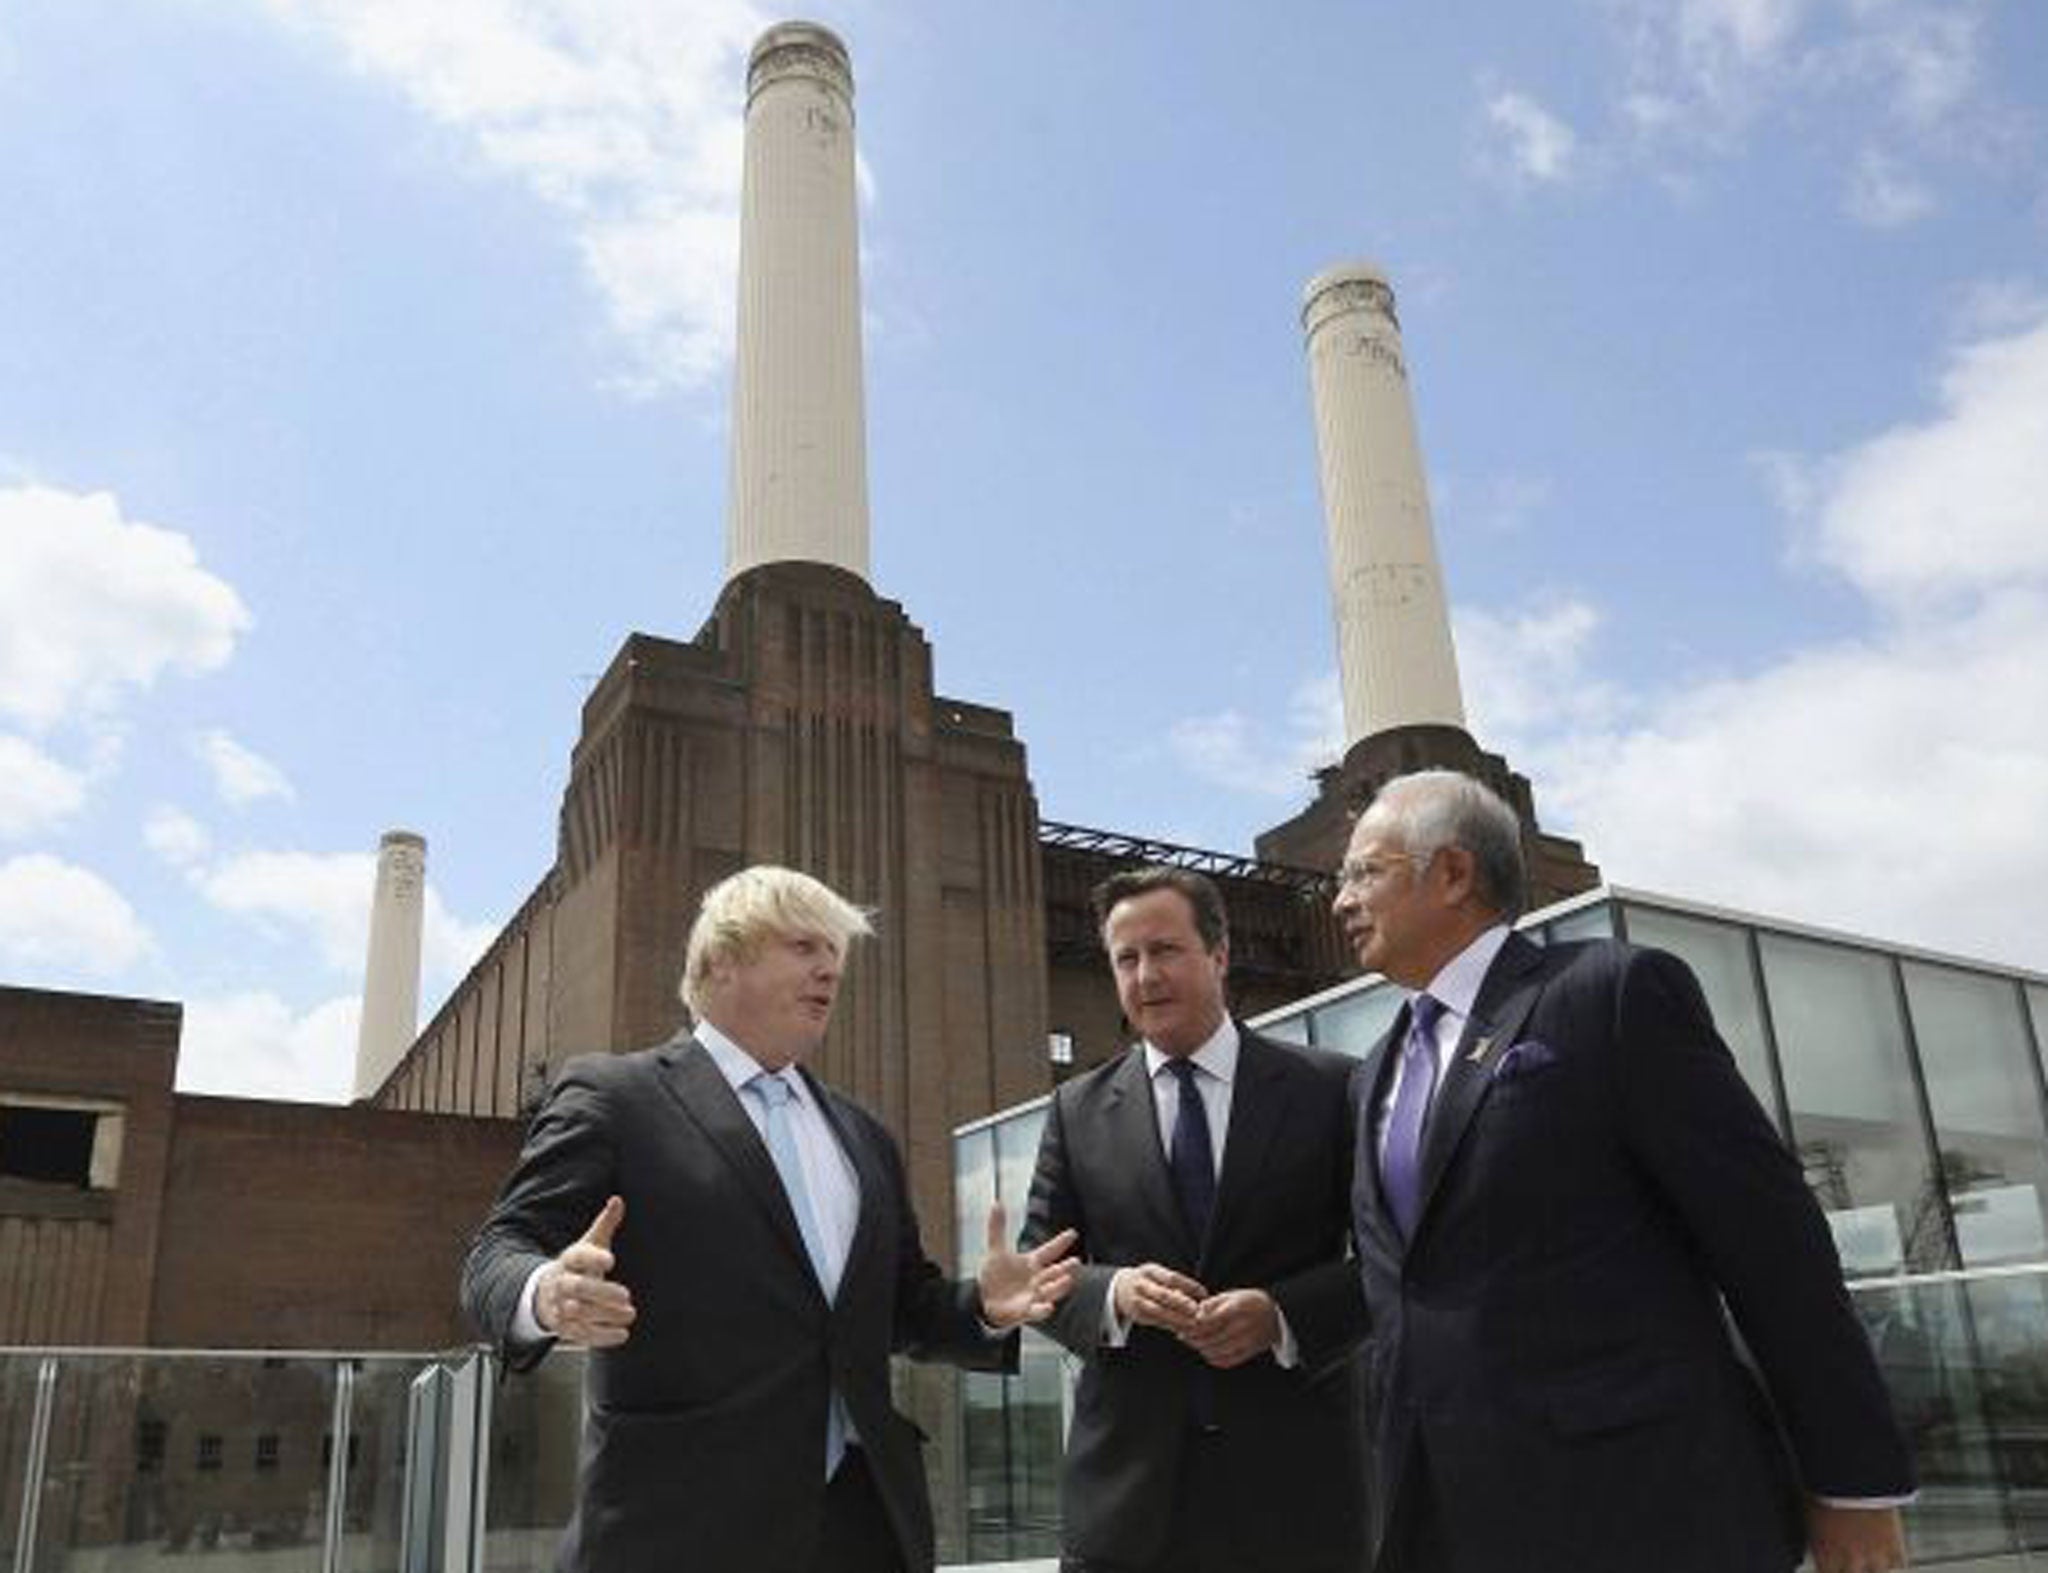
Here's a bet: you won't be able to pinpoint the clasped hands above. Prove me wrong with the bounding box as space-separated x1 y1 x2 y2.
1114 1262 1278 1369
536 1195 1079 1347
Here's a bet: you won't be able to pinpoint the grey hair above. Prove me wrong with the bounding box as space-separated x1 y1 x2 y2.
679 866 874 1018
1367 770 1527 919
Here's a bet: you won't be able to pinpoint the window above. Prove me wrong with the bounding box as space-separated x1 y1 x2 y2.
1622 905 1780 1121
197 1434 223 1473
0 1106 96 1187
1760 933 1944 1276
255 1433 280 1472
1901 962 2048 1268
135 1420 166 1475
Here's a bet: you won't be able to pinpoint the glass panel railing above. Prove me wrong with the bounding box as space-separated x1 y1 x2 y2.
0 1351 443 1573
478 1346 582 1573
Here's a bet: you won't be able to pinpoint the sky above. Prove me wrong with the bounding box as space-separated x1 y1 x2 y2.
2 0 2044 1103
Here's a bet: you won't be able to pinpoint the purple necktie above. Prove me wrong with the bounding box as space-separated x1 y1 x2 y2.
1381 993 1444 1239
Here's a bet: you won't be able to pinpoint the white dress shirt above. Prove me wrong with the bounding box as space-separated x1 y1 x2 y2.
1371 923 1510 1158
1101 1017 1297 1365
512 1022 863 1341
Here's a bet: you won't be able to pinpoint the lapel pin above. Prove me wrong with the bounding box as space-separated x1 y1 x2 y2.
1466 1035 1495 1065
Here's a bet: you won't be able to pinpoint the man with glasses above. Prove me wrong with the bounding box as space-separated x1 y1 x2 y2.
1338 770 1911 1573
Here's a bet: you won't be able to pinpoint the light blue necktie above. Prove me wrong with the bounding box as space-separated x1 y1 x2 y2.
748 1071 849 1477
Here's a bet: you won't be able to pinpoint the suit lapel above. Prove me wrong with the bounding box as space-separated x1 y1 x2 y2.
1411 932 1549 1236
1206 1029 1286 1268
658 1035 822 1295
1105 1046 1198 1265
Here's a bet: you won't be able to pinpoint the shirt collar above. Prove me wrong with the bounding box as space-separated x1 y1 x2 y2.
1418 923 1513 1022
1142 1015 1240 1084
695 1019 811 1106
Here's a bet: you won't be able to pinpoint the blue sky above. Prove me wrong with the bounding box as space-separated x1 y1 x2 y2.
2 0 2044 1101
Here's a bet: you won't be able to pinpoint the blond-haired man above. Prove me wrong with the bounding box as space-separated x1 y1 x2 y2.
463 866 1076 1573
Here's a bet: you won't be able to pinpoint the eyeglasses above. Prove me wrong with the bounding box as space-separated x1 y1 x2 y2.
1336 851 1430 892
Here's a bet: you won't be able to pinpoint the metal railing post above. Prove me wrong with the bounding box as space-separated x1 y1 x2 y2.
320 1359 357 1573
10 1356 58 1573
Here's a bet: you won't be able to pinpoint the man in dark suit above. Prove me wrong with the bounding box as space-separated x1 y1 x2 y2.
1338 769 1913 1573
1020 867 1369 1573
462 865 1078 1573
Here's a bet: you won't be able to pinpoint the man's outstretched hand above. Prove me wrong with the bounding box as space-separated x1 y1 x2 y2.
536 1195 637 1348
977 1203 1079 1327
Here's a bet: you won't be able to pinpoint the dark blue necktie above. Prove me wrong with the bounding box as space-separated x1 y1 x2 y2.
1166 1058 1216 1247
1381 993 1444 1240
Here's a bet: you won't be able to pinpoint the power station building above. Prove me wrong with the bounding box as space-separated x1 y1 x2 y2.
1 12 1594 1355
5 20 2048 1573
355 23 1593 1259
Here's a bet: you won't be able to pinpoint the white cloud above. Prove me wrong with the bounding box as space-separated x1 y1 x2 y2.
1495 586 2048 972
1483 90 1579 184
193 729 296 808
0 735 88 839
1786 308 2048 610
1462 305 2048 972
1844 147 1933 227
1679 0 1812 68
0 483 250 731
1456 596 1624 741
1610 0 1987 158
196 847 497 985
144 805 213 869
1167 674 1342 800
1835 0 1980 128
177 991 360 1103
0 854 153 977
255 0 771 393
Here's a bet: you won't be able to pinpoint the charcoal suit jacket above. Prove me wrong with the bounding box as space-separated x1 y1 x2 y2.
1352 933 1912 1573
1020 1026 1370 1572
461 1034 1015 1573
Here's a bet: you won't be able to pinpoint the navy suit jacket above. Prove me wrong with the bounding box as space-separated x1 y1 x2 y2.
1352 935 1912 1573
1021 1027 1370 1572
461 1035 1014 1573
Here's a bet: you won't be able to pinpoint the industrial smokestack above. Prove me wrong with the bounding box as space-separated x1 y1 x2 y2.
353 830 425 1101
726 21 870 582
1302 263 1466 745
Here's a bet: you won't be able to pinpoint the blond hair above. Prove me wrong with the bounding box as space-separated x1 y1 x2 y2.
678 866 874 1018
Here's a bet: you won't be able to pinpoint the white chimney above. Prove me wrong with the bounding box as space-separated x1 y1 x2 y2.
725 21 871 582
1302 262 1466 745
353 830 425 1101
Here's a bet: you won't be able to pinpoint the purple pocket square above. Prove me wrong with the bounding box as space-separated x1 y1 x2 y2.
1492 1038 1560 1081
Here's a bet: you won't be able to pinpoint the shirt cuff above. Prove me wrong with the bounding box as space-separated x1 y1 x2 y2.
1271 1302 1299 1369
1102 1269 1134 1346
1814 1495 1918 1508
511 1260 551 1344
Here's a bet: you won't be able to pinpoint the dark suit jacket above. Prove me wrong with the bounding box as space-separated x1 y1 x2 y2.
1353 935 1912 1573
461 1034 1015 1573
1021 1026 1370 1572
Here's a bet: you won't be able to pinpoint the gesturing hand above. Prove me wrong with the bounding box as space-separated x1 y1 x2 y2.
536 1195 637 1348
977 1203 1080 1327
1112 1262 1208 1338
